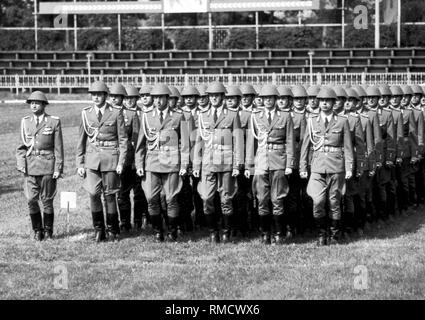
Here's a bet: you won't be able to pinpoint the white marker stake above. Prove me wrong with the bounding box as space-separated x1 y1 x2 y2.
60 192 77 236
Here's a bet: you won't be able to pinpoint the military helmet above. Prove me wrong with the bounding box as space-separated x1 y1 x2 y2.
366 86 381 97
197 84 208 97
109 83 127 96
181 85 200 97
307 85 321 97
206 81 227 94
253 85 262 96
401 84 414 96
88 80 109 94
379 85 392 96
353 85 367 98
317 87 337 100
139 85 152 95
390 85 404 96
291 85 308 98
239 84 256 96
345 88 360 100
125 85 140 97
259 85 279 97
277 86 293 97
333 86 348 98
225 85 242 97
168 86 181 98
411 84 424 95
26 90 49 105
150 84 172 96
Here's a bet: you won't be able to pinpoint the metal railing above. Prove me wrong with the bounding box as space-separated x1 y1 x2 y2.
1 73 425 93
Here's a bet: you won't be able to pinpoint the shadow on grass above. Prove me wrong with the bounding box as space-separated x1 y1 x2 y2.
0 184 22 195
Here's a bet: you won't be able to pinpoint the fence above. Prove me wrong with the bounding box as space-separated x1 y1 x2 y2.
1 73 425 94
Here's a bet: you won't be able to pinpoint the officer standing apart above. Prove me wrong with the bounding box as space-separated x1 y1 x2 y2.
300 87 354 246
17 91 64 241
135 84 190 242
76 81 128 242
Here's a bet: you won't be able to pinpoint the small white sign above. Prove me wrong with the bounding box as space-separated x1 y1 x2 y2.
60 192 77 209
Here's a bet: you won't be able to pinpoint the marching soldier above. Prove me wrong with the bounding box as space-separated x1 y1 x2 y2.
17 91 64 241
193 81 244 243
135 84 190 242
245 85 295 244
76 81 128 242
300 87 354 246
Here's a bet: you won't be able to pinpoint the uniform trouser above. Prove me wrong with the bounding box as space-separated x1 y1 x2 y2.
133 175 148 223
396 159 412 211
234 174 253 233
178 175 194 230
343 176 358 231
24 175 57 214
255 170 289 217
286 170 302 232
416 160 425 203
410 162 419 205
307 172 345 220
191 176 205 226
142 171 182 218
357 173 372 227
198 172 236 217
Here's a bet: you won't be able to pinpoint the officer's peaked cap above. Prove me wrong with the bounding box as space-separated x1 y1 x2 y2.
168 86 181 98
390 85 404 96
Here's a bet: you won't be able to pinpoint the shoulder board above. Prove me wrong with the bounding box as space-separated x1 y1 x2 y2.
276 110 281 116
83 106 91 110
111 105 122 110
227 107 239 112
280 108 291 112
50 115 60 120
145 108 154 113
252 109 262 113
349 112 358 118
174 109 183 114
390 108 400 112
23 115 30 119
339 114 348 119
360 113 369 118
200 108 209 113
290 111 294 117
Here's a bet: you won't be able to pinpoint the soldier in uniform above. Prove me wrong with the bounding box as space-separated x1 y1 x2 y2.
168 86 181 111
76 81 128 242
193 82 244 243
135 84 190 242
253 85 264 109
138 85 154 112
17 91 64 241
306 85 321 114
300 87 354 246
197 84 210 112
245 85 295 244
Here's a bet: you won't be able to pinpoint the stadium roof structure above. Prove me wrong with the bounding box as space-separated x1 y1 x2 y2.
39 0 320 15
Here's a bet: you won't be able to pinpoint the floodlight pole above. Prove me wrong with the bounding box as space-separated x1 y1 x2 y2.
208 12 213 50
87 53 93 88
255 11 259 50
341 0 345 48
74 0 77 50
397 0 401 47
375 0 380 49
308 51 314 85
34 0 38 51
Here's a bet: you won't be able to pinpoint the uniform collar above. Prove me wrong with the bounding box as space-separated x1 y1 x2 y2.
33 113 45 123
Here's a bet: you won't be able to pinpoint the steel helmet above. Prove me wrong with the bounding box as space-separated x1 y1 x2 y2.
317 87 337 100
277 86 293 97
253 85 262 96
239 84 256 96
125 85 140 97
410 84 424 95
206 81 227 94
366 86 381 97
259 85 279 97
168 86 181 98
353 85 367 98
390 85 404 96
109 83 127 96
197 84 208 96
225 85 242 97
333 86 348 98
26 91 49 105
88 80 109 94
181 85 200 97
150 84 172 96
379 85 392 96
345 88 360 100
307 85 321 97
139 85 152 95
291 85 308 98
401 84 414 96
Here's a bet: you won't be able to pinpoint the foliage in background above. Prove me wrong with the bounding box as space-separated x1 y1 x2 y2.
223 29 256 49
171 29 209 50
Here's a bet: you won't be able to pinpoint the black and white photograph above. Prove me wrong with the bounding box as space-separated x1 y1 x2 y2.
1 0 425 303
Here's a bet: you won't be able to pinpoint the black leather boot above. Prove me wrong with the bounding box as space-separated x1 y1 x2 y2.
329 219 341 245
315 217 328 246
92 211 106 242
30 212 43 241
259 215 271 245
151 214 164 242
222 215 232 244
119 209 131 233
205 214 219 243
273 215 284 245
167 217 179 242
106 214 120 242
43 212 54 240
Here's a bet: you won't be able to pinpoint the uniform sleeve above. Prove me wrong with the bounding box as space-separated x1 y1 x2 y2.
132 112 141 148
396 113 404 159
354 118 365 175
417 111 424 155
365 118 376 171
299 118 312 173
76 111 88 168
54 119 64 174
343 118 354 173
117 110 128 168
285 114 295 169
232 112 244 171
385 113 396 163
135 114 147 171
193 123 203 172
16 119 27 171
245 114 255 174
179 114 191 171
372 113 384 164
409 111 419 158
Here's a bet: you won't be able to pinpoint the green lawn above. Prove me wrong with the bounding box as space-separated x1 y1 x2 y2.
0 103 424 299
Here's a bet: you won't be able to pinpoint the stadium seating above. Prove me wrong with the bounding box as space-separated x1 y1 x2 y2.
1 48 425 76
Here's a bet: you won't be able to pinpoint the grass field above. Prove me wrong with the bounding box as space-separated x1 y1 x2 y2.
0 102 425 300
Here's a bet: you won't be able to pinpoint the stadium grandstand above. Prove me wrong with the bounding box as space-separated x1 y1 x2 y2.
1 0 425 93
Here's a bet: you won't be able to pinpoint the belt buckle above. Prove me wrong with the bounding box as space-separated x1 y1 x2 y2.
324 146 329 152
34 150 40 155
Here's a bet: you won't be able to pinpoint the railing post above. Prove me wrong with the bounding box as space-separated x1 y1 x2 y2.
184 73 189 86
361 72 366 85
272 72 276 85
142 73 146 86
57 74 61 96
15 74 19 95
317 72 322 85
228 73 233 85
407 72 411 85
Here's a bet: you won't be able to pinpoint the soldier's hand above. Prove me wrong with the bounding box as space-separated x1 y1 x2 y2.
179 169 187 176
396 158 403 165
345 171 352 180
411 157 419 164
244 170 251 179
17 167 26 174
232 169 240 177
116 165 123 175
356 171 362 178
193 170 200 178
376 162 382 168
385 161 394 167
369 170 376 177
300 171 308 179
285 168 293 175
52 172 60 179
136 168 144 177
77 167 86 178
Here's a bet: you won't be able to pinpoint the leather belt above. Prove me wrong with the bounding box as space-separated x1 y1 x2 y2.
212 144 232 151
266 143 285 150
93 140 118 147
317 146 343 153
31 150 53 155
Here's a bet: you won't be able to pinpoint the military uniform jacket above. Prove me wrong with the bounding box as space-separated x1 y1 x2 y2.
360 108 384 164
300 113 354 174
76 104 128 172
291 109 306 170
398 108 417 158
121 106 139 169
409 105 424 156
358 112 376 171
346 112 366 175
246 108 295 174
135 107 190 173
17 113 64 176
193 105 244 173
